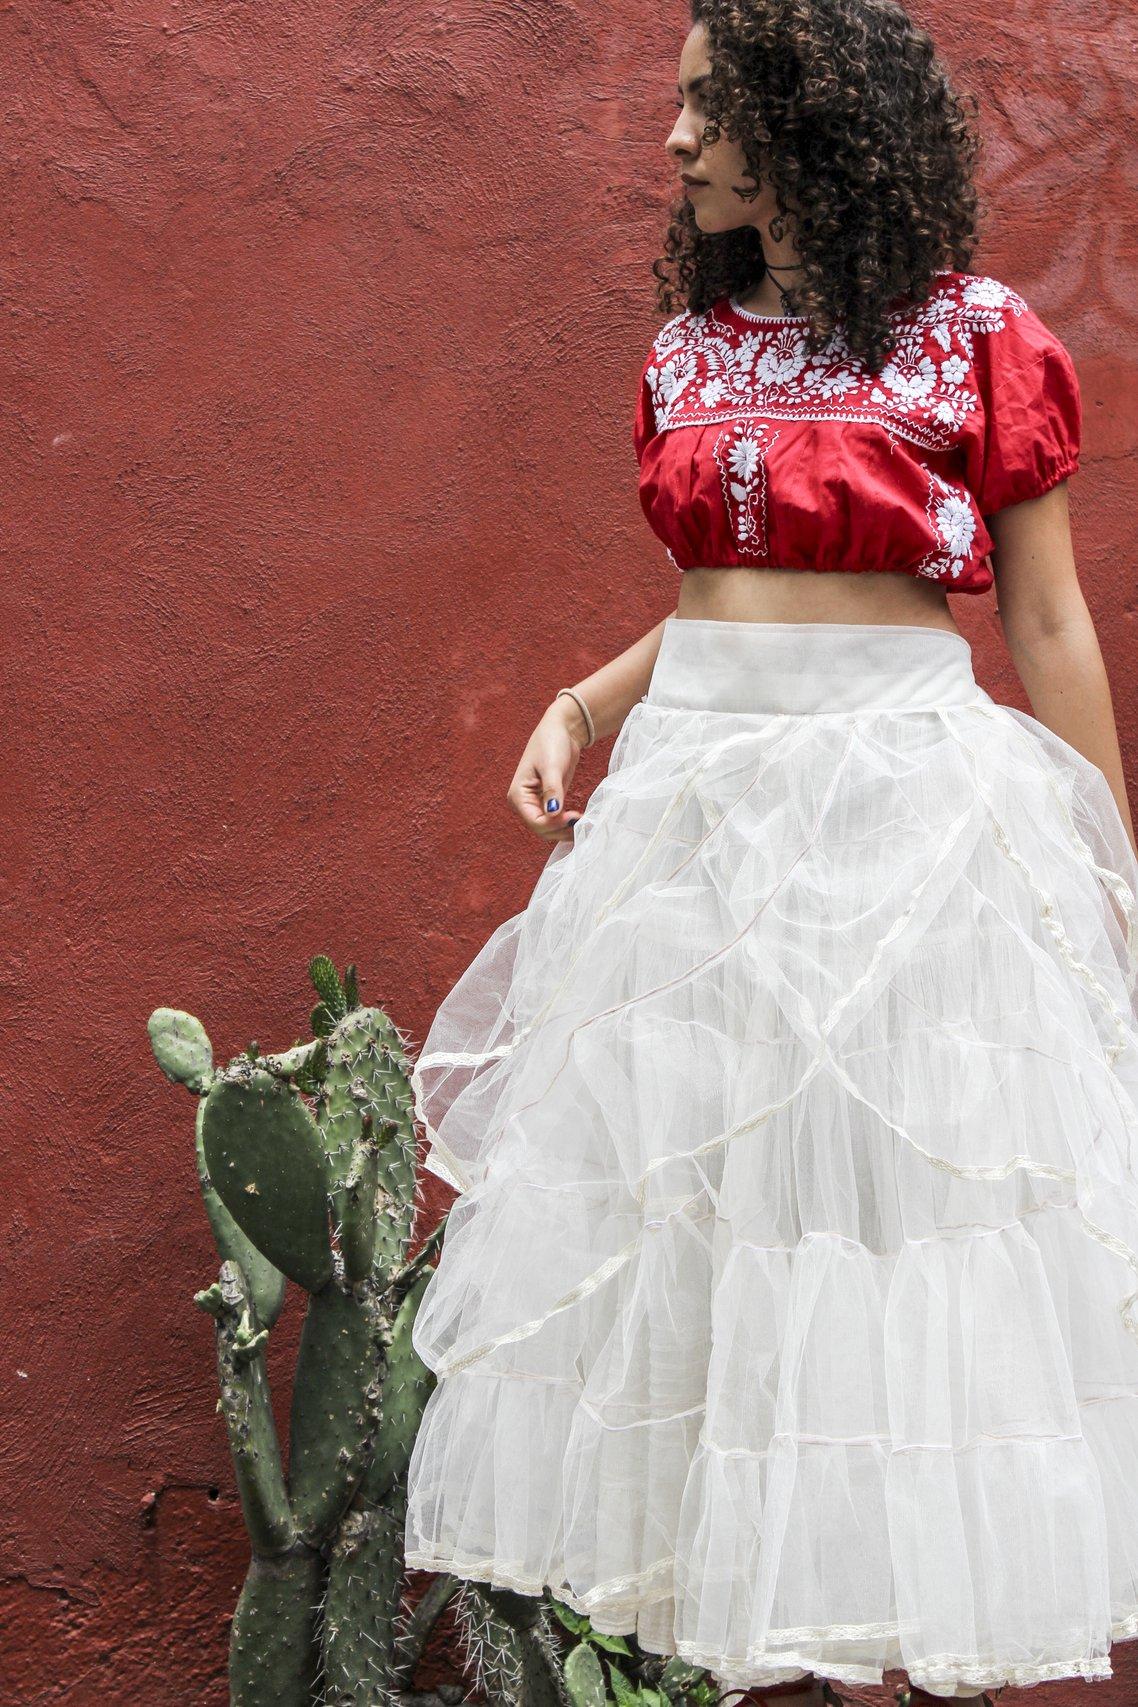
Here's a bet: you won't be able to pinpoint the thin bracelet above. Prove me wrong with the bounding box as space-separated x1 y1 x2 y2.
555 687 595 748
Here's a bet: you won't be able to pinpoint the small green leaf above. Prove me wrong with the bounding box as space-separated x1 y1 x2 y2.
609 1667 639 1705
590 1632 634 1657
549 1599 591 1635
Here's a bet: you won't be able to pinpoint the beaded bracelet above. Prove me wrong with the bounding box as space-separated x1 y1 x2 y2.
555 686 595 748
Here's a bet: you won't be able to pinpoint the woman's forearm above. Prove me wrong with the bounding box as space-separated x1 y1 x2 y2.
553 610 675 745
1005 611 1137 856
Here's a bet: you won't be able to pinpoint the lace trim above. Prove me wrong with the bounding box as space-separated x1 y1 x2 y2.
414 1120 473 1193
403 1546 676 1612
403 1547 1138 1691
731 1200 1075 1257
578 1393 706 1432
678 1638 1118 1694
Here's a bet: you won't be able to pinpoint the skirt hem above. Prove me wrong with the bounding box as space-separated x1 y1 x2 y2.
404 1546 1137 1693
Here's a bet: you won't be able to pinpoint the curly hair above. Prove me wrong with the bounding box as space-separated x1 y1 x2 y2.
655 0 984 370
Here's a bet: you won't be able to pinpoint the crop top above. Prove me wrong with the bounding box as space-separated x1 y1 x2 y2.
632 268 1082 593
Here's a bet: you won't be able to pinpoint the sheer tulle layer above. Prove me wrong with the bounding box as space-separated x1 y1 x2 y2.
403 620 1138 1696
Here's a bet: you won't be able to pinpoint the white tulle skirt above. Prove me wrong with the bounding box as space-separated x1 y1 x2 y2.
403 617 1138 1698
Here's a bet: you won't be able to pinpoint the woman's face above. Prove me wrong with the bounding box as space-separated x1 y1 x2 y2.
666 21 778 235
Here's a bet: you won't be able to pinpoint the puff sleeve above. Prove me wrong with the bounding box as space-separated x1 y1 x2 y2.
632 350 660 468
962 300 1082 517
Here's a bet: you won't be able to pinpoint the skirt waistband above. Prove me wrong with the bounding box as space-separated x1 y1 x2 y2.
644 618 982 715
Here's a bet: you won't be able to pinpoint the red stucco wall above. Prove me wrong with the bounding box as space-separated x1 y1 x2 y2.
3 0 1136 1700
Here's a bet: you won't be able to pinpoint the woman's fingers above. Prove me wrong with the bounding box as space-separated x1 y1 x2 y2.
506 716 584 841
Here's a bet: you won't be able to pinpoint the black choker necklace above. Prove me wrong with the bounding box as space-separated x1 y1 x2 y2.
765 259 800 313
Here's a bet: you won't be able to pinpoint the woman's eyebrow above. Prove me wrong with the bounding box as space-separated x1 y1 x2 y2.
677 72 711 96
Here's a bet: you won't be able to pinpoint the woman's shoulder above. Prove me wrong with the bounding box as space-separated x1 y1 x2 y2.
639 302 706 359
918 267 1069 349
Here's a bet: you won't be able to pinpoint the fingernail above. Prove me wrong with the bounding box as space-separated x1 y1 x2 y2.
545 796 560 813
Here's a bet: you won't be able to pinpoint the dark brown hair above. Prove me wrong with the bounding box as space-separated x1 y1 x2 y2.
656 0 984 369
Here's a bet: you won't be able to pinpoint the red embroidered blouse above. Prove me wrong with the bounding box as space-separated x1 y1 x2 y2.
632 269 1082 593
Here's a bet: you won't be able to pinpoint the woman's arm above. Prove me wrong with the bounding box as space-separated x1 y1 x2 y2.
988 482 1137 856
557 611 675 745
506 610 675 843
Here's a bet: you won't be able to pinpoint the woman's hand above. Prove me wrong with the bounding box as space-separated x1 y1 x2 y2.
506 698 590 843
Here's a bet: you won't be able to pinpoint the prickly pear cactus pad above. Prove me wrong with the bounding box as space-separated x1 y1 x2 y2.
195 1097 288 1330
201 1062 334 1294
148 1006 214 1093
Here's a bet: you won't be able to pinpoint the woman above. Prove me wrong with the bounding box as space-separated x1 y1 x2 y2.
404 2 1138 1702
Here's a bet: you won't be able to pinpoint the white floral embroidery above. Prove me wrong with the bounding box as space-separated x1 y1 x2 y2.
713 419 777 558
643 272 1029 447
752 337 812 388
639 270 1032 586
875 347 941 408
813 368 861 402
963 274 1016 312
915 469 979 581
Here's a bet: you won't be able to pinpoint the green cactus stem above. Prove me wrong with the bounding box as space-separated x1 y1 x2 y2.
287 1281 388 1541
149 963 484 1705
563 1642 607 1707
229 1550 324 1707
316 1008 418 1276
519 1629 578 1707
195 1261 294 1556
362 1264 436 1505
308 954 349 1023
388 1572 464 1690
320 1490 408 1705
453 1582 526 1704
201 1063 333 1294
340 1110 392 1287
259 1039 325 1080
472 1587 583 1707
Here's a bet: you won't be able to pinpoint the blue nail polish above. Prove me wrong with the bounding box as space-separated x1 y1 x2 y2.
545 797 560 813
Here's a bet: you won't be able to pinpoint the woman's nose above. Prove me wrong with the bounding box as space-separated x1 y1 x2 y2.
667 128 700 160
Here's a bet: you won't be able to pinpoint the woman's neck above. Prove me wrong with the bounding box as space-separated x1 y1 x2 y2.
735 261 807 317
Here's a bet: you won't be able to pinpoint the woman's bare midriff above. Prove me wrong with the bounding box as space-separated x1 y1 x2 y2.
675 566 967 638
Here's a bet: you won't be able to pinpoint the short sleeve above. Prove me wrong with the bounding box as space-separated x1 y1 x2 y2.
632 350 660 468
963 300 1082 517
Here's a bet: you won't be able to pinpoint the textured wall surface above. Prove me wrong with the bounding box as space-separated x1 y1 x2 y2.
3 0 1137 1699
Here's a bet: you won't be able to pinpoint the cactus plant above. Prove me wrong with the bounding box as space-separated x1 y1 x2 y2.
150 959 735 1707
